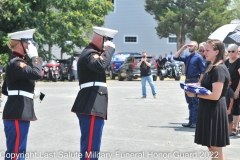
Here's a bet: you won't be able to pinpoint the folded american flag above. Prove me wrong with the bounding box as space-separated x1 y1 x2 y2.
180 82 212 95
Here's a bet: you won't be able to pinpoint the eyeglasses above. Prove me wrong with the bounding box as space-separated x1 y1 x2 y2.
199 50 205 52
228 51 235 53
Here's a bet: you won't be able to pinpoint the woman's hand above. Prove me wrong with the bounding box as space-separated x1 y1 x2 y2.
185 91 196 97
227 108 231 115
234 90 239 99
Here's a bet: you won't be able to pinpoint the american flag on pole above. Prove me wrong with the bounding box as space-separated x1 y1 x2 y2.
180 83 212 95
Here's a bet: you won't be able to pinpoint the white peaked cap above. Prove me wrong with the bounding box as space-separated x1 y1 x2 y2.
8 29 35 40
93 27 118 38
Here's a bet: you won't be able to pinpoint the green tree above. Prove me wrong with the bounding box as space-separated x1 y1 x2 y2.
190 0 234 44
145 0 233 50
38 0 114 59
230 0 240 19
0 0 113 63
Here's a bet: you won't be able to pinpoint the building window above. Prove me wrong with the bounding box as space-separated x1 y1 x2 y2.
168 36 177 44
124 36 138 44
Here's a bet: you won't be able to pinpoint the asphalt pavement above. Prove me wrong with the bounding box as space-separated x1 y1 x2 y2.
0 79 239 160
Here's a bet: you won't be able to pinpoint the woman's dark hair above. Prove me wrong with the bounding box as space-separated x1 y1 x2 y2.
205 39 225 73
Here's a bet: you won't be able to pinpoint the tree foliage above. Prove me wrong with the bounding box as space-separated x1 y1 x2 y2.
230 0 240 20
0 0 113 63
145 0 234 50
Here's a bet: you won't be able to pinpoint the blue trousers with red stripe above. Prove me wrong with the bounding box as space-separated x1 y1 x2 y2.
3 120 30 160
76 114 104 160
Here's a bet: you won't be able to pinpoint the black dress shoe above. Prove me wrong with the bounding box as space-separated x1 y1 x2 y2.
189 124 196 128
182 123 191 127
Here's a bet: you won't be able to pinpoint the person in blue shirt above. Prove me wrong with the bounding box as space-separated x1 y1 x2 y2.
174 41 205 128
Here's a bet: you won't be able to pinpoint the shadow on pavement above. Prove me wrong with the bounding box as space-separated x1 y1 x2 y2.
148 125 195 132
169 123 184 125
125 98 146 99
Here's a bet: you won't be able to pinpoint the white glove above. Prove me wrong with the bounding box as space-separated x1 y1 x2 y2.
104 41 115 49
33 88 40 99
26 41 38 59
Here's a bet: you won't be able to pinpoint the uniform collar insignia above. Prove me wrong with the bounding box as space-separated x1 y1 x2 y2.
12 52 26 60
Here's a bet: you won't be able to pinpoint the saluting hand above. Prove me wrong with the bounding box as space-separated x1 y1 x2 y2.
103 41 115 49
26 41 38 59
181 44 189 50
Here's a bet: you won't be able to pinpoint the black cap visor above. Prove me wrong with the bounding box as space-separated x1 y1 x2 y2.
94 32 113 41
21 38 39 49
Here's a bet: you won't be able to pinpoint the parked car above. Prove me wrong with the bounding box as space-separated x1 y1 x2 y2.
107 52 141 79
57 52 81 81
118 55 158 81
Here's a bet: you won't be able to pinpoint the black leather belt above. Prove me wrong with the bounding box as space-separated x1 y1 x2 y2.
186 77 199 81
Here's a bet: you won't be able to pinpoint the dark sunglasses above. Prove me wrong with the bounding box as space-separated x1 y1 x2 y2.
228 51 235 53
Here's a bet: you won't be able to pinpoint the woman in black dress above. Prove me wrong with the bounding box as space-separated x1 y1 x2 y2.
224 44 240 136
186 39 230 160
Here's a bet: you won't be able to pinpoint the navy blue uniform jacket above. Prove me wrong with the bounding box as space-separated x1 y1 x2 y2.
71 44 115 120
2 53 42 121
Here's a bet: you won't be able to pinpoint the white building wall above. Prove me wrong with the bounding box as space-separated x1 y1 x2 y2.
46 45 80 60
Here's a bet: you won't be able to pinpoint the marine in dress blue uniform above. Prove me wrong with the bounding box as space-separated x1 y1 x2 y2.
2 29 42 160
71 27 118 160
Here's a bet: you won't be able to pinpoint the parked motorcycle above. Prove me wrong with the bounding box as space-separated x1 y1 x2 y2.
42 61 48 80
42 60 61 82
158 61 182 81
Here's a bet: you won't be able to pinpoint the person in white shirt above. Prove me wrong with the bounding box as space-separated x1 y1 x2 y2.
72 57 78 81
168 51 174 62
